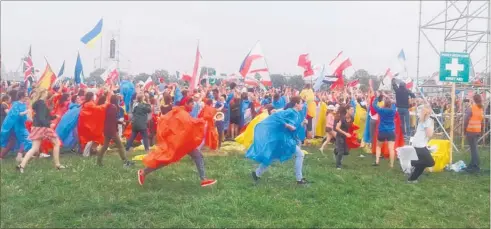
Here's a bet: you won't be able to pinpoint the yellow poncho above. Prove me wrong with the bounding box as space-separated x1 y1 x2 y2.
235 110 269 149
300 89 316 118
354 102 367 141
315 102 327 137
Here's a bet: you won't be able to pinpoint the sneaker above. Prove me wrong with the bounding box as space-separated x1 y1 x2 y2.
336 166 342 170
39 153 51 158
372 162 379 166
137 169 145 186
200 179 217 187
251 171 260 183
297 178 309 185
124 160 135 167
407 180 418 184
359 154 366 158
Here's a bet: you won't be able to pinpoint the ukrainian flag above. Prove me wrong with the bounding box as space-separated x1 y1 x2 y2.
80 18 103 47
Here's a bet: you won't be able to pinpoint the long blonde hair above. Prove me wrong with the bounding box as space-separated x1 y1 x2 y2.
30 88 48 105
419 105 432 122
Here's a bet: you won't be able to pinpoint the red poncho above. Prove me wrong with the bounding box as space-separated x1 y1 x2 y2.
77 101 107 148
143 107 207 169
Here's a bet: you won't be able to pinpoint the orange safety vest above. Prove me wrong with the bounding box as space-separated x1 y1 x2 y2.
466 104 484 133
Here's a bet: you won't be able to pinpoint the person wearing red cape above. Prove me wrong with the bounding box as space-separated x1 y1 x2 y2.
138 98 218 187
371 94 404 168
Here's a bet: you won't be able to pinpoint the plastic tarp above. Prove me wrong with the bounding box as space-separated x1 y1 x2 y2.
245 108 304 166
143 107 206 169
120 80 135 113
55 103 81 148
235 110 269 150
0 101 32 152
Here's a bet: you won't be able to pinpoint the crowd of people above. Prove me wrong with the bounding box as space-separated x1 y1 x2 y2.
0 77 486 187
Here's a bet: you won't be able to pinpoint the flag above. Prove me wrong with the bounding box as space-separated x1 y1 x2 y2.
58 60 65 77
37 60 56 90
330 58 352 90
74 52 85 85
80 18 103 47
329 51 343 66
313 65 326 91
189 44 202 91
405 80 413 90
239 41 271 86
53 61 66 86
298 53 314 77
23 46 34 89
144 76 154 91
100 63 119 84
398 49 406 61
347 79 360 87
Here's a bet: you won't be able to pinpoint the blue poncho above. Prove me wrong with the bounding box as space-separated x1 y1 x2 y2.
120 80 135 113
245 108 305 166
55 103 81 148
0 101 32 152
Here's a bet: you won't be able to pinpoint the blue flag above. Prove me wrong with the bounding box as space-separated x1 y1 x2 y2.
58 60 65 78
74 53 84 84
313 65 326 92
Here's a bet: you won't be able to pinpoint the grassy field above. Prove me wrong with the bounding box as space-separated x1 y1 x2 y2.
1 144 489 228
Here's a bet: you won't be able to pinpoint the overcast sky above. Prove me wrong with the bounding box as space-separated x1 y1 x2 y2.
1 1 489 78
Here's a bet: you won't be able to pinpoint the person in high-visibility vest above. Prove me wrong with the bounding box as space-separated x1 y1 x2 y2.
464 94 484 173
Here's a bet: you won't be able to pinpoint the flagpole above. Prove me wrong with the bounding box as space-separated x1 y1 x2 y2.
100 18 104 69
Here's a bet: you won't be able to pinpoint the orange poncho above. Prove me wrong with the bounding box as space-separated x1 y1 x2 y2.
77 101 107 148
197 105 219 150
143 107 207 169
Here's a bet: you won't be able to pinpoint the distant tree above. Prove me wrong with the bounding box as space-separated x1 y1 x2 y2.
134 72 152 83
152 69 169 82
87 68 105 84
287 75 305 90
271 74 287 88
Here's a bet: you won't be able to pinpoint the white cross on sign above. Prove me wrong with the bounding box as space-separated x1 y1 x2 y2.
445 58 464 77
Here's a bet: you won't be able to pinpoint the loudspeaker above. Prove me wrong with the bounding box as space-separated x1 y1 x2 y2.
110 39 116 59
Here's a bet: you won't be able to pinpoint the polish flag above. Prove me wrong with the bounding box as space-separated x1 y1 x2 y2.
101 64 119 84
239 42 271 86
298 53 314 77
379 68 395 90
189 44 202 91
143 76 154 91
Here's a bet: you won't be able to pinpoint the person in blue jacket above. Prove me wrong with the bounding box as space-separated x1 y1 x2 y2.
246 96 309 185
372 93 397 168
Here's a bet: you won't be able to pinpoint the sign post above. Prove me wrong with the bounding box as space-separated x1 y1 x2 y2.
439 52 470 164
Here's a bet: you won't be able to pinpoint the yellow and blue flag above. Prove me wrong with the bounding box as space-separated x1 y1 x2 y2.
80 18 103 47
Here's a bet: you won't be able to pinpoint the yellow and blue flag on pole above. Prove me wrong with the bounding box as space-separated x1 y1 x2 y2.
80 18 103 47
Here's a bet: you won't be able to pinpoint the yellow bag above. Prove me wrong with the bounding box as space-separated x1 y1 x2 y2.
427 139 451 172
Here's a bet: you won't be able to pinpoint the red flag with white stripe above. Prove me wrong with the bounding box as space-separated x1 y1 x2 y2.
239 42 271 86
189 44 202 91
298 53 314 77
144 76 154 91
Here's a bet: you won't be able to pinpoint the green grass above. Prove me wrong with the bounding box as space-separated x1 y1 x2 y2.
1 145 489 228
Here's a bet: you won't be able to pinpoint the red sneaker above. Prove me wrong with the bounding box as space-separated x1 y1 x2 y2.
200 179 217 187
137 169 145 186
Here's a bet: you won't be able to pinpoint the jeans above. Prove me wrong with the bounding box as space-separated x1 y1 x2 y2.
466 132 480 169
255 145 304 181
409 147 435 181
398 108 411 138
126 129 149 151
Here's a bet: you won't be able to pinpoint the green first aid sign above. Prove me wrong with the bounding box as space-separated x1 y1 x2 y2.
439 52 470 83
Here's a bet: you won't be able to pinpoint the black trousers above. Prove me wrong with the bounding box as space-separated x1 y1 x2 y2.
409 147 435 181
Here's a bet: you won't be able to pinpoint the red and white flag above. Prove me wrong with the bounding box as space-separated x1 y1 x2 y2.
347 79 360 88
330 58 352 90
143 76 154 91
189 44 202 91
298 53 314 77
239 42 271 86
100 63 119 84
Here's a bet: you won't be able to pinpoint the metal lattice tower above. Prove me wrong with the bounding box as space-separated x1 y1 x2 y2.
416 0 490 85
